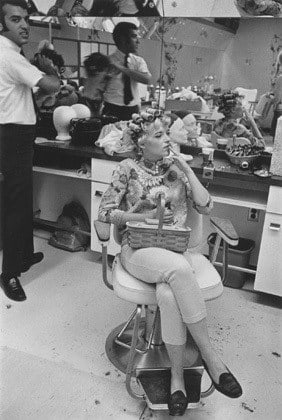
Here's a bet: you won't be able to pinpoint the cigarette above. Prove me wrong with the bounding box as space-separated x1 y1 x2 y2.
169 145 179 156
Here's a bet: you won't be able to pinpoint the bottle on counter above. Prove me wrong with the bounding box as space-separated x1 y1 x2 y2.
159 85 167 109
155 85 160 103
145 86 150 102
149 84 155 101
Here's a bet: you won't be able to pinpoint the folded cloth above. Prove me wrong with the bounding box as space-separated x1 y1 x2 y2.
95 123 135 155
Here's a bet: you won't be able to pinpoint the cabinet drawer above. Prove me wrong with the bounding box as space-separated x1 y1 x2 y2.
91 158 119 184
266 186 282 215
255 212 282 296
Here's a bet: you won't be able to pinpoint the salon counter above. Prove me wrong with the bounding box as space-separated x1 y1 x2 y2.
33 140 282 296
33 140 282 198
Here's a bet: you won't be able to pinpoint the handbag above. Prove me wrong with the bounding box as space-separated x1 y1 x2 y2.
70 117 102 146
126 193 191 253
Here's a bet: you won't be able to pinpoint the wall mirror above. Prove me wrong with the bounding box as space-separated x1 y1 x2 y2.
28 16 282 150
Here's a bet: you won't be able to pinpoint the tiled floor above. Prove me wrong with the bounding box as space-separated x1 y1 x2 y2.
0 235 281 419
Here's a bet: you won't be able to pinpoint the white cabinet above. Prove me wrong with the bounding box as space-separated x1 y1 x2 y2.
254 186 282 296
91 158 120 255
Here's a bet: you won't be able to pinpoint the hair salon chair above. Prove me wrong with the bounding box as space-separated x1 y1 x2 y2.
234 87 258 115
94 206 239 411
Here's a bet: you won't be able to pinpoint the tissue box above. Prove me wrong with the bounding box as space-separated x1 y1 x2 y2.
165 98 202 112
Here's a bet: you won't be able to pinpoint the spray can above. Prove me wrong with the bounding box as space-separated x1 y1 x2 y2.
159 86 167 109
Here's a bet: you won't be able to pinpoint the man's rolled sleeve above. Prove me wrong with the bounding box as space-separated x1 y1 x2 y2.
10 54 44 89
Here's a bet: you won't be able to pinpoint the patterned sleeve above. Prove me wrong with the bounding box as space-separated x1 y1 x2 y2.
184 180 213 215
98 161 129 226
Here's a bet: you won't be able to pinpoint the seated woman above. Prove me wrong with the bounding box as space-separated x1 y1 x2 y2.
214 91 259 143
98 110 242 416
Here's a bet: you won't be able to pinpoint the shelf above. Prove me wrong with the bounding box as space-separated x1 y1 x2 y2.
209 185 268 210
33 167 269 210
33 166 93 181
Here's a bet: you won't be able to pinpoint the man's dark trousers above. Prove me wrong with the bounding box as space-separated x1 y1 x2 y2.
103 102 139 121
0 124 36 280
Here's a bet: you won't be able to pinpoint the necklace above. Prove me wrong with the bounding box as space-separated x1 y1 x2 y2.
134 160 165 188
138 158 166 176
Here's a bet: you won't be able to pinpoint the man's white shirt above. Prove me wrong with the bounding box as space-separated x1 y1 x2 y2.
103 49 151 107
0 35 43 125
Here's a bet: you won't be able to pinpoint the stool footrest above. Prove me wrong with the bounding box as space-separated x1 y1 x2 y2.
136 367 203 410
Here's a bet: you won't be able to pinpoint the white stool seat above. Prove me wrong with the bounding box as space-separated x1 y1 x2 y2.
112 253 223 306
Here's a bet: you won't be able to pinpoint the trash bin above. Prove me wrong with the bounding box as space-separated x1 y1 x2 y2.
207 233 255 289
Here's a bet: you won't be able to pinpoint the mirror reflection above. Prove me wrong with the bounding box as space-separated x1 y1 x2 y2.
27 16 281 158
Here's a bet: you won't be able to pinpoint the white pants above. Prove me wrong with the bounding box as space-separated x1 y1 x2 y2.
121 244 207 345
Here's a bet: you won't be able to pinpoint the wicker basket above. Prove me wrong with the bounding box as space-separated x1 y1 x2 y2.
126 193 191 253
225 150 259 166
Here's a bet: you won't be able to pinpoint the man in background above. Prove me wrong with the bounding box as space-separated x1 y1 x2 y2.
0 0 60 301
103 21 152 121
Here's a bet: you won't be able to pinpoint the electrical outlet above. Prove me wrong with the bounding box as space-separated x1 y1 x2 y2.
248 208 259 222
202 166 214 180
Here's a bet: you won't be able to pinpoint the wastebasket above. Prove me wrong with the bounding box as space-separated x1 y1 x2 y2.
207 233 255 289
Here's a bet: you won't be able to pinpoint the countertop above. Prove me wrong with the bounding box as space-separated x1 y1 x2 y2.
33 140 282 191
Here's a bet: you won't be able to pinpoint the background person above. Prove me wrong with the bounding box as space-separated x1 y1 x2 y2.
0 0 60 301
32 46 78 109
89 0 159 16
81 52 111 116
98 110 242 416
88 0 119 15
103 21 152 121
271 50 282 137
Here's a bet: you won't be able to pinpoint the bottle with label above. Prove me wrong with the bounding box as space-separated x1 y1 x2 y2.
145 86 150 102
159 86 167 109
149 84 155 101
155 85 160 103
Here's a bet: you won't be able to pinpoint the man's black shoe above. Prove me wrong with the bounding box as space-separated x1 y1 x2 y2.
21 252 44 273
0 275 26 301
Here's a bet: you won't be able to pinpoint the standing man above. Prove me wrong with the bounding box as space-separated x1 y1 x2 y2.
103 21 152 121
0 0 60 301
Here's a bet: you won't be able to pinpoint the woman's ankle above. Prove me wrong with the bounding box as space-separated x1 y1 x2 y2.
201 351 228 383
170 371 186 396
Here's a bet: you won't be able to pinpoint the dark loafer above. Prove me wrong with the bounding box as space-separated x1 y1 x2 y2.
21 252 44 273
203 360 242 399
0 276 26 301
168 390 188 416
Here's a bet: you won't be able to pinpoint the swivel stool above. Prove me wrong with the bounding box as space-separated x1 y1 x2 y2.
94 214 238 411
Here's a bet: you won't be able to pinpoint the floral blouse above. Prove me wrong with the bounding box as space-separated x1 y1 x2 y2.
98 158 213 243
214 118 257 143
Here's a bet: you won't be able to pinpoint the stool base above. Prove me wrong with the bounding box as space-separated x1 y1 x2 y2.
137 367 203 410
105 318 200 374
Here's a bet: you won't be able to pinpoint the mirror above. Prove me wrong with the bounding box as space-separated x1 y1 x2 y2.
28 16 281 151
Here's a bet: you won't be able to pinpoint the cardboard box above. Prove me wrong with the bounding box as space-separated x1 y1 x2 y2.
165 98 203 112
